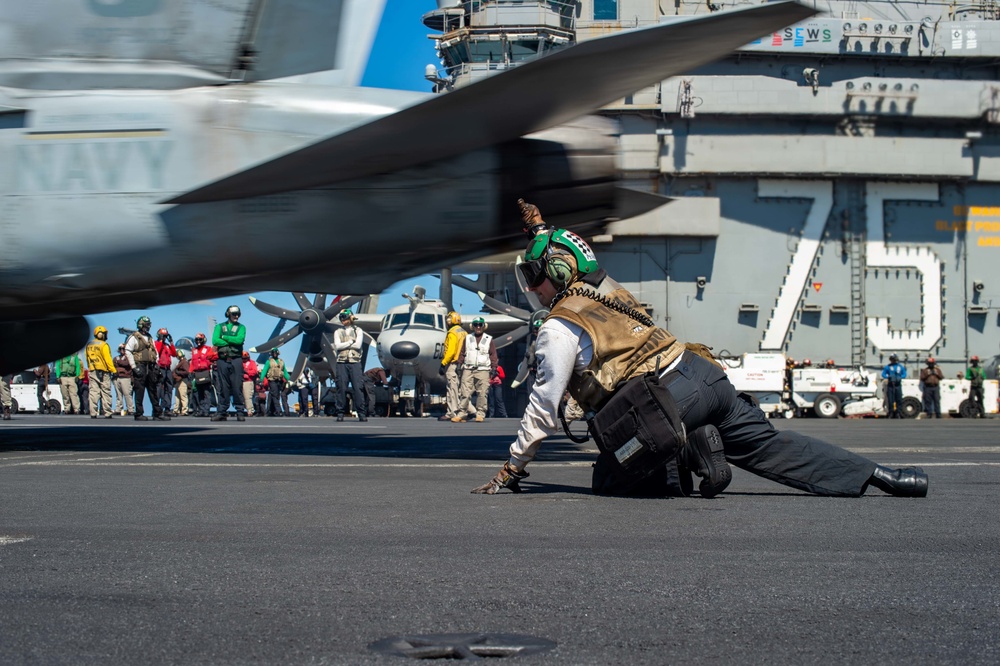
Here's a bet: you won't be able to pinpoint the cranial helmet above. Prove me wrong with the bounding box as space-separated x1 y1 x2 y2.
521 228 599 289
889 353 899 362
157 328 169 338
137 316 151 331
447 311 462 326
803 359 812 367
195 332 206 343
118 344 126 352
271 348 280 357
971 355 980 363
338 309 354 322
927 356 936 364
242 351 250 359
226 305 241 318
472 317 486 329
94 325 108 339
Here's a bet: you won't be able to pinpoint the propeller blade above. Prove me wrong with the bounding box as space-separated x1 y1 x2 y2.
289 349 310 383
510 359 532 389
450 274 481 294
258 319 286 352
514 256 545 312
249 324 302 353
249 296 300 322
291 292 313 311
478 292 531 321
323 295 364 319
320 334 339 375
313 293 327 310
494 325 530 350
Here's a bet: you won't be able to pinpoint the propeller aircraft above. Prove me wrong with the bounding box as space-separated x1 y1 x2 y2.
248 284 526 414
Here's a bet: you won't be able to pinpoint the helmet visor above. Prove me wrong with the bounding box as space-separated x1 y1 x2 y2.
518 258 548 289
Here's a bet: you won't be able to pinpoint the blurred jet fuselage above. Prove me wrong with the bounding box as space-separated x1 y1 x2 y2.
0 0 815 374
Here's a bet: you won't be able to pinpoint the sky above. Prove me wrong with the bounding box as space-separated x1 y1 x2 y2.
95 0 462 354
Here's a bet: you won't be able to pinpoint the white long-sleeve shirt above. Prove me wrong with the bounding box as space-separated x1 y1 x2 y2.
333 325 363 363
508 319 592 470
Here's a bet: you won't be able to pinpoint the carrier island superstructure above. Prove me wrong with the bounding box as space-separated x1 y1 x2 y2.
423 0 1000 381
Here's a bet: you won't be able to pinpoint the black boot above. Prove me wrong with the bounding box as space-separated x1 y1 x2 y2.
868 465 928 497
681 424 732 498
2 406 11 420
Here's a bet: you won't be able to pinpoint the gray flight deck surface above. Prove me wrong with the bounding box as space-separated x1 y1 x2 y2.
1 417 997 664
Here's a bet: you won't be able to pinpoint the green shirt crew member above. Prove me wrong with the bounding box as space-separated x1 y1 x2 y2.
261 348 290 416
211 305 247 421
966 355 987 418
54 353 82 415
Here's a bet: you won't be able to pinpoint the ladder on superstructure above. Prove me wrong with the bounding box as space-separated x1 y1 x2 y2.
848 231 867 367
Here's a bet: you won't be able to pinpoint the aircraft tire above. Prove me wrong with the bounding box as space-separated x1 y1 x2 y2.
47 399 62 415
9 398 17 414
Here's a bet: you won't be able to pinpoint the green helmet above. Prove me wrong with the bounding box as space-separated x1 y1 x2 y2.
338 309 354 321
136 315 151 330
521 229 599 288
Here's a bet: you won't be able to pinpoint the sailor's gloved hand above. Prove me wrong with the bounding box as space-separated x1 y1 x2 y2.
131 365 145 381
471 462 529 495
438 365 446 376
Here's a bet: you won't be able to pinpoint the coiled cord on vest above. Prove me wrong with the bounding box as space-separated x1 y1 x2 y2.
550 286 655 328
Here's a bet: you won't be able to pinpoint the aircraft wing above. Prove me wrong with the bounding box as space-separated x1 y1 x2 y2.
0 0 385 87
167 1 815 204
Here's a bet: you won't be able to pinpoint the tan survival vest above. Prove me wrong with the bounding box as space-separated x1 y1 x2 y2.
335 326 363 363
130 332 157 364
265 359 286 381
548 274 684 412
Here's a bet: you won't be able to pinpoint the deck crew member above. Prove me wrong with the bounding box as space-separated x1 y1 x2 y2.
472 200 928 499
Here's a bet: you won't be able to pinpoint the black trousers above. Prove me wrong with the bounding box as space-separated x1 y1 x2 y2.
267 380 285 415
885 381 903 418
193 380 214 416
362 378 376 416
335 363 364 416
132 363 163 418
922 385 941 417
657 353 876 496
970 385 985 416
217 357 245 414
157 371 174 413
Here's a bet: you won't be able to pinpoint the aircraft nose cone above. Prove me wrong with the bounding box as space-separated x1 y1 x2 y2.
299 309 321 332
390 341 420 360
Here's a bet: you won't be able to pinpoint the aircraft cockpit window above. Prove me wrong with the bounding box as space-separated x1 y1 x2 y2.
436 315 444 330
412 313 436 327
389 313 409 328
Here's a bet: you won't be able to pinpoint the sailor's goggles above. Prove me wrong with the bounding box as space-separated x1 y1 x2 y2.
518 258 548 289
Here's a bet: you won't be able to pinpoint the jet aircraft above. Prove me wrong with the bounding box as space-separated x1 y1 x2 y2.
0 0 815 375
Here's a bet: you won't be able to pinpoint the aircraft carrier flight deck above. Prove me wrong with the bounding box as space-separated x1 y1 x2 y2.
1 416 998 664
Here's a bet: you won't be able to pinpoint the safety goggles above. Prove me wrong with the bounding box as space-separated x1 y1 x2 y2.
518 258 547 289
